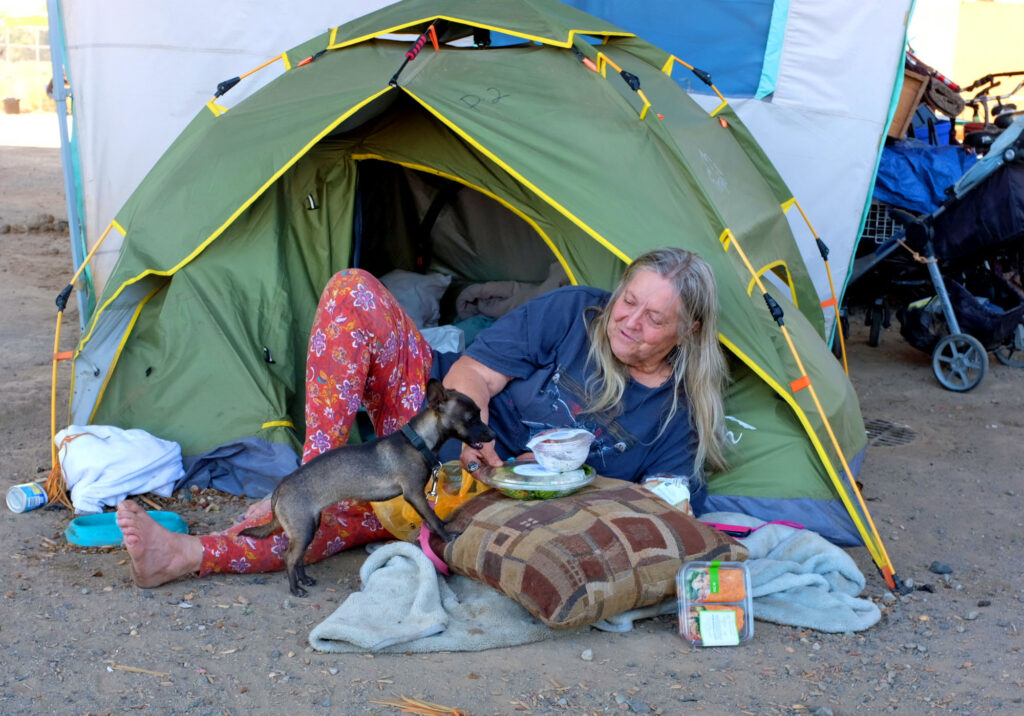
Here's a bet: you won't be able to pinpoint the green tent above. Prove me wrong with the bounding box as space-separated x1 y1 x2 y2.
66 0 894 582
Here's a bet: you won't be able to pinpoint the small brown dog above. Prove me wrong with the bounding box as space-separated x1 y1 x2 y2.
240 379 494 596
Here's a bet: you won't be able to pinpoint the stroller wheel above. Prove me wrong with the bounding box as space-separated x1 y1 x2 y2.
994 324 1024 368
868 307 883 347
867 300 889 348
932 333 988 392
994 345 1024 368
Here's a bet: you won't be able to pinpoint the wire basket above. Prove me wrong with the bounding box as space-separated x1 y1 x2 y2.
860 200 903 246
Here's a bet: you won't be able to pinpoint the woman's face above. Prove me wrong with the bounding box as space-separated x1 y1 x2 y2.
607 269 684 373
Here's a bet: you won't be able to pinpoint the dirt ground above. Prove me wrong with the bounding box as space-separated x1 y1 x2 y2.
1 119 1022 715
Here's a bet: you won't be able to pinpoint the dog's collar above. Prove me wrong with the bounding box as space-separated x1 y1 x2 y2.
400 423 441 471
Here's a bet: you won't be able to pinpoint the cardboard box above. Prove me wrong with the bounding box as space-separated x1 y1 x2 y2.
889 69 929 140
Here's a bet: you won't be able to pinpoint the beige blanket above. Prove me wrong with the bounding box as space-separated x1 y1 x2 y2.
456 262 569 320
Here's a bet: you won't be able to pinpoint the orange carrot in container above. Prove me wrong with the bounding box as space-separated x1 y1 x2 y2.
682 565 746 602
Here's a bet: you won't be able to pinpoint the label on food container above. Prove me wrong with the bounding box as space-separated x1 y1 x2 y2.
642 477 690 507
698 609 740 646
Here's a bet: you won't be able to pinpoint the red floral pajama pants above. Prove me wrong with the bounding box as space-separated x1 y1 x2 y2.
198 269 433 577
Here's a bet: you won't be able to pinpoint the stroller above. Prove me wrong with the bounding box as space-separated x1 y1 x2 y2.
847 116 1024 391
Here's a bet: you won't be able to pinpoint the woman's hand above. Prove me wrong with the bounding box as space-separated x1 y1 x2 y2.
444 356 511 473
460 441 503 472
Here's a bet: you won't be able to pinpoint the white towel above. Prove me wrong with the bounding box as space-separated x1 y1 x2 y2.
56 425 184 513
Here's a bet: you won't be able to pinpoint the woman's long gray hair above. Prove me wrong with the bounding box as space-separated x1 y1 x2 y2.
584 247 729 478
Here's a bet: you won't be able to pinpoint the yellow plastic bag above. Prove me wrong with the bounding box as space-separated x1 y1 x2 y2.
371 461 491 541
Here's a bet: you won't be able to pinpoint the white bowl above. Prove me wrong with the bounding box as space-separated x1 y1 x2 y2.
526 428 595 473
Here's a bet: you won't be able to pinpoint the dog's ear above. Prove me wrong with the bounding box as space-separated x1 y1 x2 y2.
425 378 448 409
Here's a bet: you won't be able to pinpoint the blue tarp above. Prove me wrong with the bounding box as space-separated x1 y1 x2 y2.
563 0 776 96
872 142 977 215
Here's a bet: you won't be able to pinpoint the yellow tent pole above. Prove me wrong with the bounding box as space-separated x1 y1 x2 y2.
239 54 285 80
47 221 120 505
659 60 846 370
594 51 652 119
207 53 287 104
49 317 72 471
721 228 900 590
662 60 849 373
662 56 728 116
824 265 849 376
662 59 849 371
657 56 888 580
783 198 850 375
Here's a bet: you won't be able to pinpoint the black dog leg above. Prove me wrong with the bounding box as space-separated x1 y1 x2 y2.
403 488 459 542
283 516 319 597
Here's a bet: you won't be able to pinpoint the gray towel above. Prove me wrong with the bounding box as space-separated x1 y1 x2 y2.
309 542 567 653
596 513 881 634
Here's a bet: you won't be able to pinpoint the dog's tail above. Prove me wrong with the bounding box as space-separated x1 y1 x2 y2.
239 516 280 540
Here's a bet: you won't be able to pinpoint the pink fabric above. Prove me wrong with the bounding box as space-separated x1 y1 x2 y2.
418 523 451 575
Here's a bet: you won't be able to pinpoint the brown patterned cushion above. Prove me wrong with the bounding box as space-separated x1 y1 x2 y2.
429 476 748 630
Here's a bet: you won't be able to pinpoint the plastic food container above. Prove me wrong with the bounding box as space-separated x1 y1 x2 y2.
677 560 753 646
525 428 595 473
642 475 693 514
474 459 595 500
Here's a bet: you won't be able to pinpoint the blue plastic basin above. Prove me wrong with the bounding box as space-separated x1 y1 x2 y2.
65 510 189 547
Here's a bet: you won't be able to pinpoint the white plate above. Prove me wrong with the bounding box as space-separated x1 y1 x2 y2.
482 462 594 490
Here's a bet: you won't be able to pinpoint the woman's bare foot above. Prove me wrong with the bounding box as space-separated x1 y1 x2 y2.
242 497 272 522
116 500 204 588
